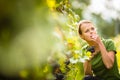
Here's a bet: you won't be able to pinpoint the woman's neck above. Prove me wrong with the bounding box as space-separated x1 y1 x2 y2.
87 41 97 46
87 41 99 51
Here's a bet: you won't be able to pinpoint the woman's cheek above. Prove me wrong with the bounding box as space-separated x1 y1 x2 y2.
87 36 91 41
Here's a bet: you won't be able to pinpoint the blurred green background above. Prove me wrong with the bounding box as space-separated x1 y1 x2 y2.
0 0 120 80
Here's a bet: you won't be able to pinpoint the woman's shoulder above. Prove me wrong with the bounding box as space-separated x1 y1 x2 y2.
102 38 114 45
102 38 116 52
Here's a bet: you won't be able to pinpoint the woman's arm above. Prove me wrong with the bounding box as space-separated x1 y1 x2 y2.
92 35 115 69
98 41 115 69
83 60 93 75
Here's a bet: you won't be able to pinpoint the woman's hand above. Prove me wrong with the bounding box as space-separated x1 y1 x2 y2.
91 34 102 46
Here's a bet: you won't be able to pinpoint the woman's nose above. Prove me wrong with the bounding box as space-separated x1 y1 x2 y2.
90 30 93 34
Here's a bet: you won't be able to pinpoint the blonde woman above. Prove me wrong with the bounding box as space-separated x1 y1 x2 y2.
78 20 120 80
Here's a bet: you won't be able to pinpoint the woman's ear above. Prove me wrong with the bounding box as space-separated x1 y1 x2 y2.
79 34 84 39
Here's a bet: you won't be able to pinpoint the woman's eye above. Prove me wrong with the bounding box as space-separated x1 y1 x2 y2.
85 29 89 33
91 27 95 30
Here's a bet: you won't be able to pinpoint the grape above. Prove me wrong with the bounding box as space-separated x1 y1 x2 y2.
87 46 95 53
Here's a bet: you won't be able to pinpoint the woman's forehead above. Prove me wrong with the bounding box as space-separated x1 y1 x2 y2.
81 23 94 30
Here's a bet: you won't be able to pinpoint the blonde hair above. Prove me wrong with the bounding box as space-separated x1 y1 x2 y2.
78 20 93 35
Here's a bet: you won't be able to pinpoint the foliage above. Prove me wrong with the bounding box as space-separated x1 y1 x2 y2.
0 0 55 80
46 0 94 80
113 35 120 71
0 0 120 80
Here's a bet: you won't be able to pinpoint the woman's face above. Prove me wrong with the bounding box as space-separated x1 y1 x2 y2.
80 23 97 42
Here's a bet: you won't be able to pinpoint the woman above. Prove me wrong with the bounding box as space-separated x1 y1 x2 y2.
78 20 120 80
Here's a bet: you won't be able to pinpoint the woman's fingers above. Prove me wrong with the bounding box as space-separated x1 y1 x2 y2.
91 34 100 43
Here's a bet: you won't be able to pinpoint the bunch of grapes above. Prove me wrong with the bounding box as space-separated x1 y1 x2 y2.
51 60 70 80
